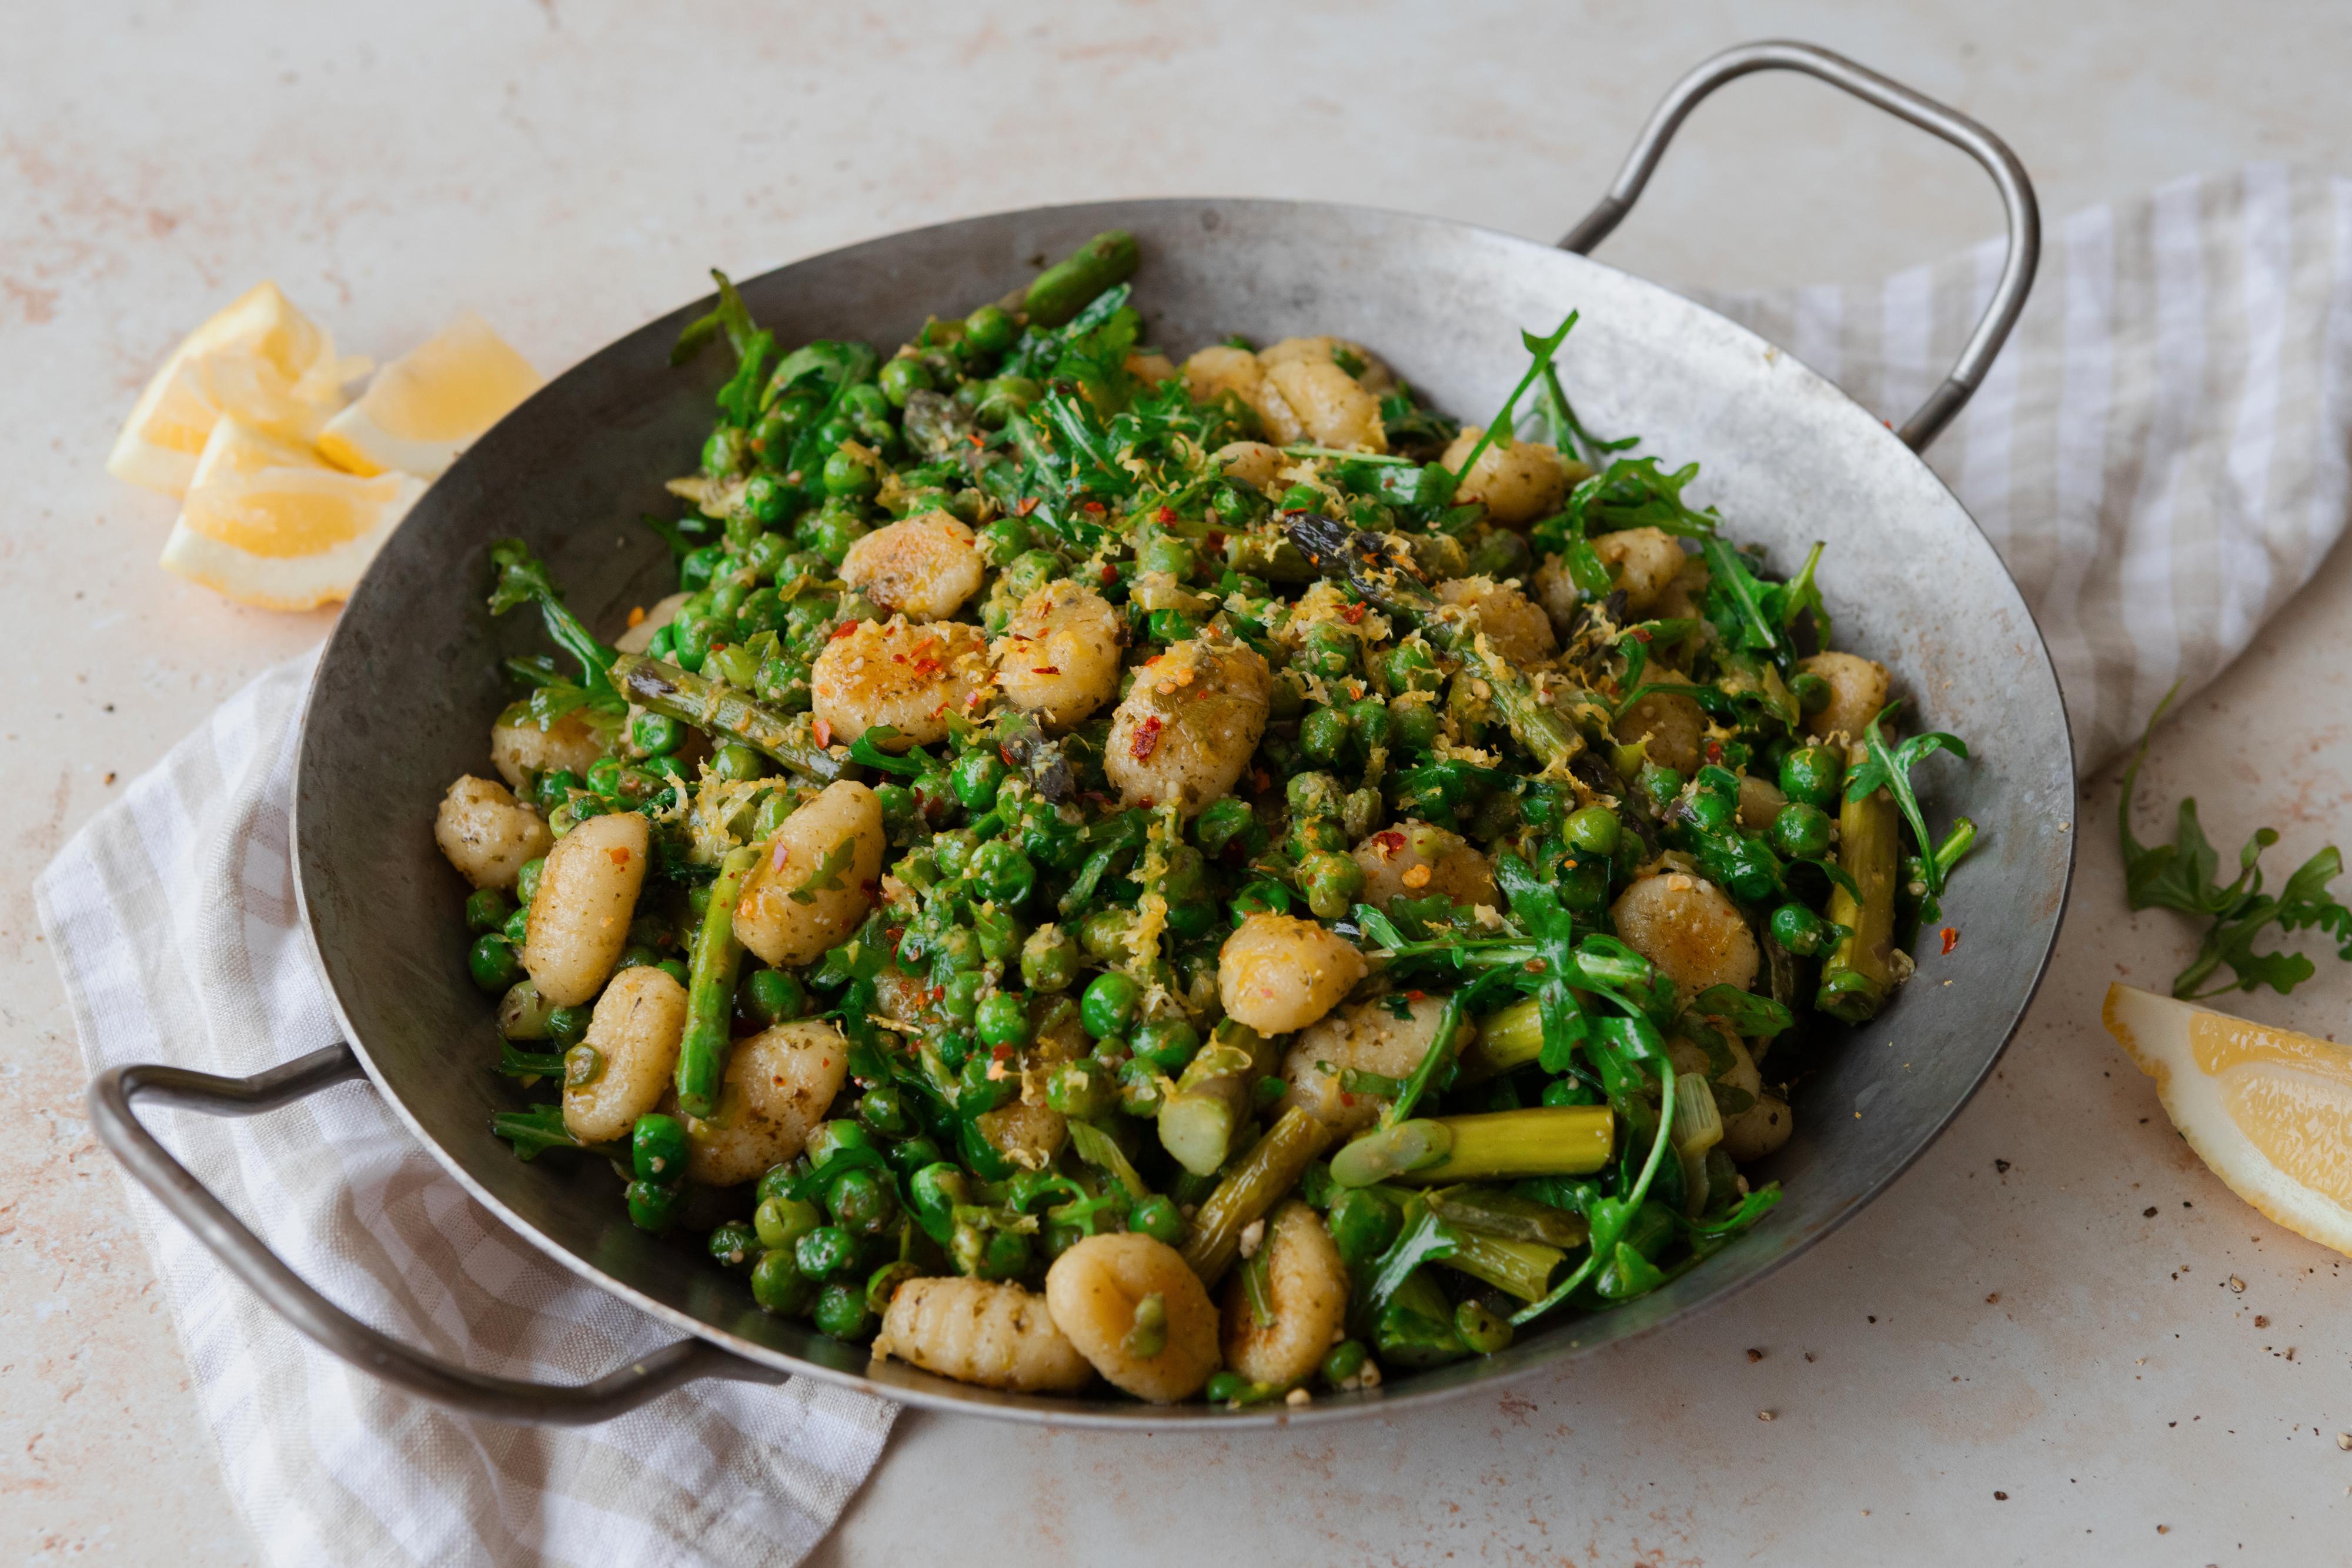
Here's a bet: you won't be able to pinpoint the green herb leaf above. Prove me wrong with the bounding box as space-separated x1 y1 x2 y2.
492 1104 583 1161
1843 703 1970 897
789 839 858 905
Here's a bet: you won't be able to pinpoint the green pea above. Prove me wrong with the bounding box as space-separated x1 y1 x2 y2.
1321 1338 1369 1387
656 958 689 988
1638 763 1683 809
750 1249 816 1315
678 545 725 593
968 840 1035 905
630 1114 690 1183
745 529 794 582
884 1134 944 1176
941 970 985 1024
1298 622 1356 678
1081 972 1142 1039
1001 548 1060 602
826 1169 900 1237
978 516 1033 567
1326 1188 1402 1265
877 356 933 408
584 757 624 801
1146 610 1201 644
1299 704 1351 764
743 966 808 1024
1556 856 1611 912
1300 850 1364 921
707 1221 759 1270
1565 805 1621 856
1790 671 1832 715
951 750 1008 811
908 1162 970 1224
755 1195 824 1251
1077 905 1136 961
1128 1193 1184 1246
1769 902 1828 956
975 992 1032 1049
806 1119 871 1166
1116 1057 1165 1117
630 711 681 757
1019 924 1081 992
975 1228 1033 1282
496 979 555 1041
1044 1059 1115 1120
1138 534 1196 579
561 1041 602 1087
1130 1017 1201 1074
963 303 1015 356
1778 744 1844 808
1347 696 1392 754
463 887 512 935
711 743 766 783
1454 1298 1514 1355
1389 696 1442 754
467 934 522 993
794 1225 858 1280
810 509 870 566
701 425 747 477
1687 785 1736 834
973 375 1039 428
1771 801 1833 859
624 1179 679 1232
1383 641 1442 694
1281 483 1322 513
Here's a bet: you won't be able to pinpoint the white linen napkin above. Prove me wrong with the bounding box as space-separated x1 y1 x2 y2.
34 163 2352 1567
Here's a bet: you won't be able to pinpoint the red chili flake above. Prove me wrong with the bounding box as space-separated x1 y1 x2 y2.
910 658 943 678
1340 601 1368 625
1205 530 1227 554
991 1043 1014 1060
1703 738 1723 764
1373 830 1406 855
1941 927 1960 955
999 743 1020 767
965 432 985 447
607 847 632 866
1014 496 1039 517
931 986 946 1003
1155 506 1177 524
828 620 860 641
1130 714 1164 761
1032 666 1060 675
1525 958 1548 974
813 718 834 747
1099 562 1118 585
1083 500 1107 515
1405 989 1426 1002
1628 627 1653 644
1251 768 1272 794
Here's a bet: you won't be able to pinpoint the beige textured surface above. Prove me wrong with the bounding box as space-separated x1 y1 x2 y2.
8 2 2352 1563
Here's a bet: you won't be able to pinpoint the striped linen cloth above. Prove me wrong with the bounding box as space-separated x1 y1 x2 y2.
36 657 894 1568
33 164 2352 1566
1691 162 2352 771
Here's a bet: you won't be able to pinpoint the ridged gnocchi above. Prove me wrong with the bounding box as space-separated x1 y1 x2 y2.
1281 992 1474 1135
679 1018 847 1185
1220 1201 1348 1388
522 810 649 1007
563 964 687 1143
840 510 985 621
875 1276 1094 1393
435 775 550 890
733 781 884 967
1044 1233 1221 1403
990 581 1123 730
1220 912 1368 1035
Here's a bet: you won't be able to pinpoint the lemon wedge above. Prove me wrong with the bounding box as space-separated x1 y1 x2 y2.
160 417 422 611
107 282 366 497
2104 983 2352 1255
316 311 542 479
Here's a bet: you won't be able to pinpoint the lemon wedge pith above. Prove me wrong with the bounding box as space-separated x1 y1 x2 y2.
106 282 365 497
316 310 543 478
2104 983 2352 1256
161 416 421 611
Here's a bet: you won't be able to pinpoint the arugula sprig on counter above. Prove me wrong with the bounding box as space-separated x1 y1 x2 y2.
2120 687 2352 998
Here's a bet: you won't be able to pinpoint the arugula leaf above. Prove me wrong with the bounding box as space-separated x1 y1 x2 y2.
492 1104 583 1161
1699 537 1780 655
1689 985 1795 1038
1448 314 1580 484
1843 702 1971 897
847 726 928 777
496 1043 568 1080
1537 360 1639 468
1566 455 1719 539
1780 540 1830 644
2120 691 2352 998
1364 1205 1461 1317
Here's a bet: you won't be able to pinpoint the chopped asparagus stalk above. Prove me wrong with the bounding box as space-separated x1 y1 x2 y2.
1179 1106 1332 1286
1441 1231 1567 1303
676 845 759 1119
612 653 843 782
1340 1107 1614 1188
1454 997 1543 1084
1157 1021 1272 1178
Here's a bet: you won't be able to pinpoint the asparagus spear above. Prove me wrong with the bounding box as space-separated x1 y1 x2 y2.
1331 1106 1614 1188
1025 230 1140 328
612 653 843 783
1442 1230 1567 1303
1157 1021 1274 1178
1283 512 1582 770
1179 1106 1333 1286
1818 743 1900 1023
676 845 759 1119
1454 997 1542 1084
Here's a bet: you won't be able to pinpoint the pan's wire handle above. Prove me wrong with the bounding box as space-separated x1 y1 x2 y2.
86 1043 785 1425
1562 39 2040 453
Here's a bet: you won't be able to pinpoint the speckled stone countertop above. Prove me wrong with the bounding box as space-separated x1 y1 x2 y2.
9 3 2352 1563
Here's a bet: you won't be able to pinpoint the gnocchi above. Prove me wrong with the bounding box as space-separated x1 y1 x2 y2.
875 1277 1094 1393
434 775 550 890
1044 1233 1221 1403
1220 912 1368 1035
811 617 991 750
1220 1201 1349 1388
991 581 1124 730
1103 637 1271 815
522 810 649 1007
563 964 687 1144
733 781 884 967
839 510 986 621
679 1018 848 1185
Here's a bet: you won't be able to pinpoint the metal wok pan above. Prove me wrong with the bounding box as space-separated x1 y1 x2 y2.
92 40 2072 1428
